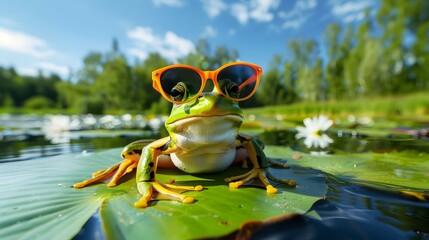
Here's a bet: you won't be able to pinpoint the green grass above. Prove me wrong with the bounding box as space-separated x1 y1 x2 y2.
0 107 73 115
1 92 429 121
245 91 429 121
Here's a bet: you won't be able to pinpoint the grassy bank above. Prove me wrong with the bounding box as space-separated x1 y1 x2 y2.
245 91 429 120
1 92 428 120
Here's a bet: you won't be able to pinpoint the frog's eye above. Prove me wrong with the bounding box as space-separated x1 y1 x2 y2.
170 83 187 102
219 79 239 98
226 81 239 98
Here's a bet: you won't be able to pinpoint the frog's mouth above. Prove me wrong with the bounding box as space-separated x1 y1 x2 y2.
167 113 243 125
168 114 243 149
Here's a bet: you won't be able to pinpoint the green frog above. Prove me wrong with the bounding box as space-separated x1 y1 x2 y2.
74 62 296 208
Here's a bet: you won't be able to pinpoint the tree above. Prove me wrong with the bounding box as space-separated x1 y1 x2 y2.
289 39 322 101
132 53 170 111
324 23 346 100
256 55 289 105
94 56 132 111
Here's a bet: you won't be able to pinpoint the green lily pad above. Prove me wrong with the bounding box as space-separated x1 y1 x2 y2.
0 147 326 240
265 146 429 191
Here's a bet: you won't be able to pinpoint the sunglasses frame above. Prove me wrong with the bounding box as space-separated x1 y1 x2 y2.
152 62 263 104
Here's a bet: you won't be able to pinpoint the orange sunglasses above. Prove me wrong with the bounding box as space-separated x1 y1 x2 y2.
152 62 263 104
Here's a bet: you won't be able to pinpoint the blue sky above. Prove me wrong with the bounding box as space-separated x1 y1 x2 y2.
0 0 377 78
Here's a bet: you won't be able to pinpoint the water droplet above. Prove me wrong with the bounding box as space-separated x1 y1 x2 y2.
57 183 63 187
82 150 92 156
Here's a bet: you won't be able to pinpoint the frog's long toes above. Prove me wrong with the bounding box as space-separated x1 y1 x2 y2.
73 182 85 188
229 181 243 189
92 170 104 177
288 180 297 187
182 196 194 204
134 200 148 208
266 185 278 194
194 185 203 191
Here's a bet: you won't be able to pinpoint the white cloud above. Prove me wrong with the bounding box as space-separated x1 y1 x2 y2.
16 67 39 77
296 0 317 10
329 0 372 23
249 0 281 22
343 11 365 23
0 27 58 58
15 62 69 77
127 26 195 62
202 0 227 18
331 1 370 15
230 0 280 24
201 25 217 38
151 0 184 7
282 17 307 29
231 3 248 24
278 0 317 29
37 62 69 76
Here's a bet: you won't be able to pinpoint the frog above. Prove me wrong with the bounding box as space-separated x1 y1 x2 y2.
74 62 296 208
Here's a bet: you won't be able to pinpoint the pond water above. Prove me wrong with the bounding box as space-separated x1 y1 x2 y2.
1 114 428 239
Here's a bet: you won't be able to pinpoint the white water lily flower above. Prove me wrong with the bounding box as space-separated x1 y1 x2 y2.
296 115 334 149
42 115 80 144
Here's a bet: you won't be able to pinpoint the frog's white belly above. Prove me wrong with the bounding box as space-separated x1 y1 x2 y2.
168 115 242 173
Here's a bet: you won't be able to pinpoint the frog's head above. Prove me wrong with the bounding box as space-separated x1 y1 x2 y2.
166 79 243 120
165 85 244 134
151 62 262 144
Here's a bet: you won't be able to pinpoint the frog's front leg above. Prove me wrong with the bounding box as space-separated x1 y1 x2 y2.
225 133 296 194
134 138 203 208
73 141 145 188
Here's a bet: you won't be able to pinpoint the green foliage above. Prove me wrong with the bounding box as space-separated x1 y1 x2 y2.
265 146 429 191
1 0 429 113
245 91 429 119
23 96 54 109
256 0 429 103
150 99 172 115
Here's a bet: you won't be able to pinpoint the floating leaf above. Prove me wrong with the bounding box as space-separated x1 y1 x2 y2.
0 148 326 239
265 146 429 192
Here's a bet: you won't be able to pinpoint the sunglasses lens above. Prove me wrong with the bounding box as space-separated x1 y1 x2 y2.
217 65 258 100
159 68 202 102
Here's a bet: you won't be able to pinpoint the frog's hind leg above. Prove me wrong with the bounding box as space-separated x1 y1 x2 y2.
226 134 296 193
134 181 203 208
225 168 278 194
74 159 138 188
266 158 296 187
73 162 121 188
107 159 137 187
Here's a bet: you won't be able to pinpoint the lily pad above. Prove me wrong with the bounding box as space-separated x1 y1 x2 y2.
265 146 429 191
0 147 326 240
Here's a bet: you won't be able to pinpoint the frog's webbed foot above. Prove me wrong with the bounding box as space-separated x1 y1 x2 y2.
224 168 278 194
265 158 297 187
73 159 138 188
224 166 296 194
134 181 203 208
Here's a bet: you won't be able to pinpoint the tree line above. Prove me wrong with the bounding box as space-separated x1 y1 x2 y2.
0 0 428 114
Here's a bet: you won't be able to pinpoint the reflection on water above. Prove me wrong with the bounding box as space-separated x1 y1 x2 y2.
0 135 156 163
320 174 429 239
259 129 429 154
1 114 428 239
0 114 165 163
259 130 429 239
